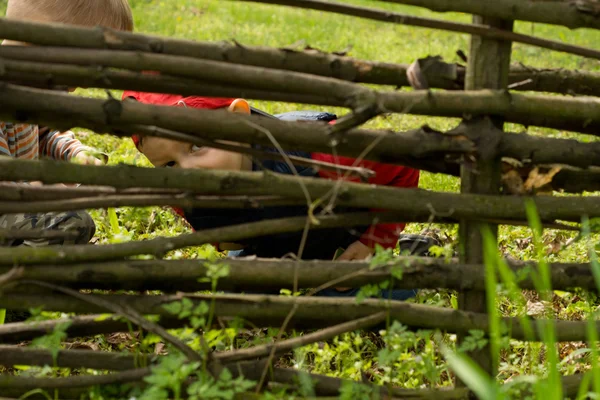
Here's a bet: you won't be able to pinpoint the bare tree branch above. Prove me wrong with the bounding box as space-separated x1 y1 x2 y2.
228 0 600 62
1 292 598 342
373 0 600 30
0 345 152 371
0 256 595 293
19 280 203 363
216 312 386 363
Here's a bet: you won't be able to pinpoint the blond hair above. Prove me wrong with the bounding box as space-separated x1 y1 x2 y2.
6 0 134 31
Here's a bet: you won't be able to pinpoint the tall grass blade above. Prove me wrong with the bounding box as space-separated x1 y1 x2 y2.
439 339 499 400
525 200 562 400
582 216 600 395
481 225 502 373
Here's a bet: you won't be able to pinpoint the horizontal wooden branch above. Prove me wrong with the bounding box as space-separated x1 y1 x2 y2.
507 64 600 97
0 314 385 369
0 257 595 292
0 314 182 344
1 83 600 193
0 57 366 109
0 212 425 265
5 41 600 99
0 387 88 399
0 368 149 389
0 47 364 102
375 0 600 30
0 319 587 399
0 158 599 229
0 162 598 265
0 83 471 175
0 292 597 342
230 0 600 62
0 195 302 214
0 345 152 371
6 75 600 150
0 184 189 201
0 357 469 400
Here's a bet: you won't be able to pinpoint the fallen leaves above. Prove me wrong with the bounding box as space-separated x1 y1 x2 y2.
501 159 563 195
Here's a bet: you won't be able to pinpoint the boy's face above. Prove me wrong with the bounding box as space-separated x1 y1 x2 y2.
138 99 252 171
140 137 248 171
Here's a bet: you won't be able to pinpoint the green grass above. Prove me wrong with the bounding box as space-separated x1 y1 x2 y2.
4 0 600 398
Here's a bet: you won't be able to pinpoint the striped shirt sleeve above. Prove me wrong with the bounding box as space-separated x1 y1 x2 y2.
0 124 10 157
39 127 90 161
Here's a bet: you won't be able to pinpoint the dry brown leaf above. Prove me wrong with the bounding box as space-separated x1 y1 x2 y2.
523 166 562 193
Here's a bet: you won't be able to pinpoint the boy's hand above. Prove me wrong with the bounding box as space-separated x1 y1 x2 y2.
73 151 107 166
334 241 374 291
337 240 373 261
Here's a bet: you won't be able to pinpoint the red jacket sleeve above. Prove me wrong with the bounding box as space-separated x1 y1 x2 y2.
312 154 420 249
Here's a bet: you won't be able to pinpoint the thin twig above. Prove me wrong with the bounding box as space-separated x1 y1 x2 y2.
17 280 204 363
216 311 386 363
0 267 24 289
256 303 299 393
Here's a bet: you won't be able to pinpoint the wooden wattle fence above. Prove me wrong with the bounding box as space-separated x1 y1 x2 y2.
1 0 600 398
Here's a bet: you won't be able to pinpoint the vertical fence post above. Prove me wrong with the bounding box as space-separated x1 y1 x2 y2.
458 15 514 383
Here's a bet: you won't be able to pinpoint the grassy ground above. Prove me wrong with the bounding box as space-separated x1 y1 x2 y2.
3 0 600 398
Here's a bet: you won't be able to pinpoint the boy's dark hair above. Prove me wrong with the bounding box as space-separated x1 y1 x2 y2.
7 0 134 31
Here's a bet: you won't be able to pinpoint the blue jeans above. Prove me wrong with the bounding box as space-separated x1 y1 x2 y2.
314 287 417 301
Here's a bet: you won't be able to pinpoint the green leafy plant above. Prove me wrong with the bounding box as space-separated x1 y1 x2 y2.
29 321 72 365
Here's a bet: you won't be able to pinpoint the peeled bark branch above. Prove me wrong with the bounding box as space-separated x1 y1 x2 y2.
0 292 597 342
375 0 600 30
0 257 594 292
230 0 600 62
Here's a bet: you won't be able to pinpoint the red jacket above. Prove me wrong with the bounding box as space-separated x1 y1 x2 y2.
312 153 419 249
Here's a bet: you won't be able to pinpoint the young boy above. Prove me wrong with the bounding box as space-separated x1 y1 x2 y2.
0 0 134 247
122 90 437 300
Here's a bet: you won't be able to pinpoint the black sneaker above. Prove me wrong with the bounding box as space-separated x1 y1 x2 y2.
397 234 440 256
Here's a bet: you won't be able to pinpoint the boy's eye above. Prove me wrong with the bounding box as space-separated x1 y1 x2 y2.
191 145 203 152
164 161 176 168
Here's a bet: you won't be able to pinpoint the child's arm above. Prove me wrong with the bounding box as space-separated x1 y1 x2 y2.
39 127 104 165
320 158 420 259
0 128 10 158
